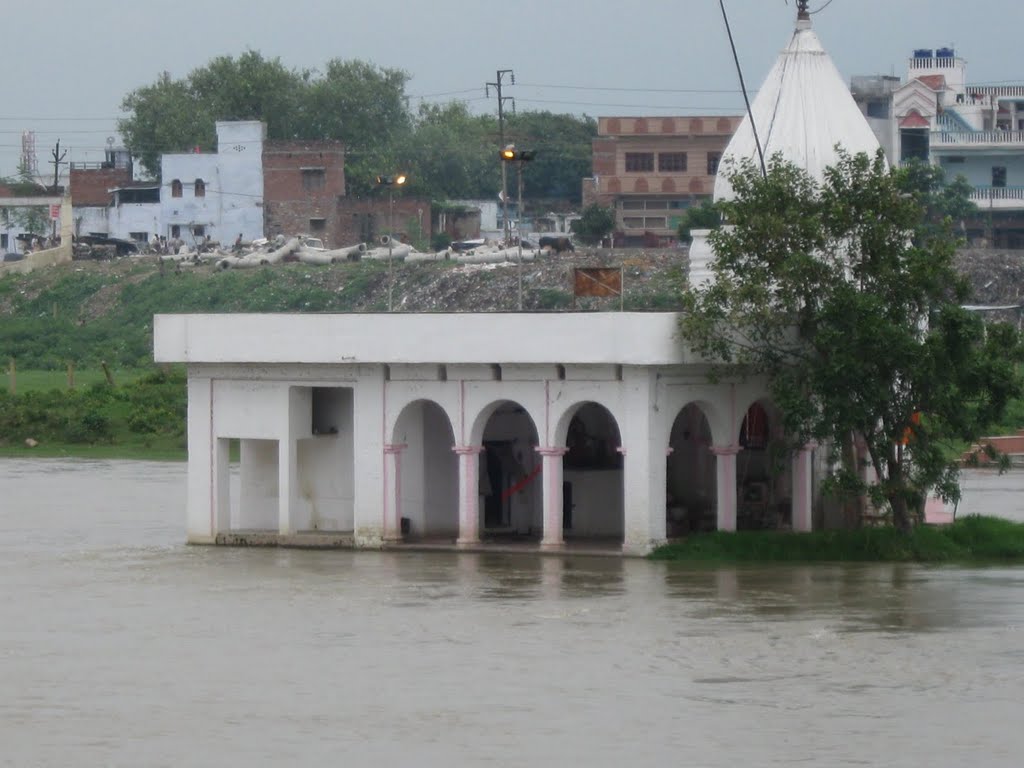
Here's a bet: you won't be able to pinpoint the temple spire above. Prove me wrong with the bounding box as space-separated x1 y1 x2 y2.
797 0 810 21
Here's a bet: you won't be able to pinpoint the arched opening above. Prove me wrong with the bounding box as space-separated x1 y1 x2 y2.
736 400 791 530
562 403 624 544
194 178 206 197
392 400 458 540
667 404 716 535
479 401 541 539
171 179 182 198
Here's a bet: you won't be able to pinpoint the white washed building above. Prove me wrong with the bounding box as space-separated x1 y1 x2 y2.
155 313 814 555
161 121 265 246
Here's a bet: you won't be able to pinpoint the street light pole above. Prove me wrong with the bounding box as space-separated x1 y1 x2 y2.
387 187 394 311
376 173 407 312
516 160 524 310
499 147 535 312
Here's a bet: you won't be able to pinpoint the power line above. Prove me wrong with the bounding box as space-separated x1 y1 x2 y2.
518 83 746 94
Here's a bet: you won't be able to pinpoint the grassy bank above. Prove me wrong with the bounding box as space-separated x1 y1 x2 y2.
5 368 145 395
649 515 1024 564
0 367 187 461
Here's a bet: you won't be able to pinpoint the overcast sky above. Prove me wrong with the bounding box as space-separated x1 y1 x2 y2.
3 0 1021 179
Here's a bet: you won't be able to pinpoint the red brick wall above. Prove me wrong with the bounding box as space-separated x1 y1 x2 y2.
262 140 347 246
333 197 431 248
70 167 132 206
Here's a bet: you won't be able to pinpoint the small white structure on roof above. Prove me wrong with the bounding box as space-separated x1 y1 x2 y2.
155 313 817 555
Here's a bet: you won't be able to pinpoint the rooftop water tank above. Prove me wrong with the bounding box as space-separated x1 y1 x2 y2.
936 47 955 59
913 48 934 59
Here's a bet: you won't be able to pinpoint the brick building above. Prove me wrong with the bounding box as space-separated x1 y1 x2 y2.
583 116 742 245
334 196 430 248
263 140 347 246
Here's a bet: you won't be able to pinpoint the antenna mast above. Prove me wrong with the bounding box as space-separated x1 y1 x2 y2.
797 0 810 20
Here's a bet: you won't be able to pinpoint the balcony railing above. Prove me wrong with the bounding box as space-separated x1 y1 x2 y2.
910 56 959 70
966 85 1024 98
933 130 1024 146
971 186 1024 201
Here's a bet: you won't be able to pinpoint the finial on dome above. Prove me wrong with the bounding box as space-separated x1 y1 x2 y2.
797 0 810 21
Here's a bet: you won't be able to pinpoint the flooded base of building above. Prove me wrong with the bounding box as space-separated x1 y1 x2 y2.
208 530 626 557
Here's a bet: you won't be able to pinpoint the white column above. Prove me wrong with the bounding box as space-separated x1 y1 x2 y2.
352 369 385 547
792 442 816 532
213 437 230 536
621 367 664 555
278 436 298 535
537 446 568 551
454 445 484 547
186 376 222 543
382 443 407 542
712 444 740 532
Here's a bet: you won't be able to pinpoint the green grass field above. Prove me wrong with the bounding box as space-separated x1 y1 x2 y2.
0 367 187 460
3 368 146 395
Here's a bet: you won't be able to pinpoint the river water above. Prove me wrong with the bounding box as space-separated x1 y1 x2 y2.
2 460 1024 767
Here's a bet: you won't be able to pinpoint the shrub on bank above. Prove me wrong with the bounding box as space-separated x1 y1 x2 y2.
649 516 1024 563
0 367 186 450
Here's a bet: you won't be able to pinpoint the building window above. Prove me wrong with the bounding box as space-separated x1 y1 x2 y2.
707 152 722 175
171 225 180 238
624 153 654 173
622 216 645 229
171 179 182 198
301 168 326 191
942 156 966 164
129 232 148 243
658 152 687 173
621 200 644 211
192 225 205 237
993 166 1007 188
309 217 326 233
1 234 7 250
194 178 206 197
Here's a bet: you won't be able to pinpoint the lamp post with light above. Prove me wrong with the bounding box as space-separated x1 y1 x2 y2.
500 146 535 310
376 173 407 312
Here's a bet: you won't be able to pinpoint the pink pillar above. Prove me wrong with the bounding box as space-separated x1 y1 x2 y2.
537 446 569 551
792 442 816 532
454 445 484 547
711 444 740 532
382 443 407 542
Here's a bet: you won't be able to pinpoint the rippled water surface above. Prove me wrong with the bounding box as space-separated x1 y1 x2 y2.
2 460 1024 767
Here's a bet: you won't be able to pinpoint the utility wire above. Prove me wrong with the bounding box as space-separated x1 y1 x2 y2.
719 0 766 178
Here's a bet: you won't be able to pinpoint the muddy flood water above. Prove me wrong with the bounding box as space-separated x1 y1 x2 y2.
2 459 1024 767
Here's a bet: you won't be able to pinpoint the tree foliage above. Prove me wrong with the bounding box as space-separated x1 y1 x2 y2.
505 111 596 203
118 53 597 205
118 52 412 187
677 199 721 242
399 102 499 200
571 204 615 245
679 150 1024 531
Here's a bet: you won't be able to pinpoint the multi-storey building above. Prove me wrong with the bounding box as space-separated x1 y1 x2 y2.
584 116 742 246
857 49 1024 247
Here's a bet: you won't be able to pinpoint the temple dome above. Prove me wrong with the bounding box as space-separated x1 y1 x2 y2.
714 15 883 201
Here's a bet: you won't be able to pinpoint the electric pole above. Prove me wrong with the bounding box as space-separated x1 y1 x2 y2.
49 140 67 192
48 140 68 240
486 69 515 245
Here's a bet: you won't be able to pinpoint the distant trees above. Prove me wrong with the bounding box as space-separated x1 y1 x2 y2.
118 52 596 204
571 204 616 245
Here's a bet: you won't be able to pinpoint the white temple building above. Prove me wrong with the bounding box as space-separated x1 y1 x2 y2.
154 4 881 555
